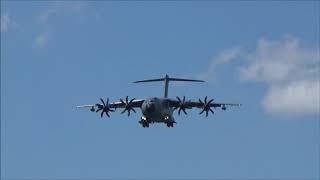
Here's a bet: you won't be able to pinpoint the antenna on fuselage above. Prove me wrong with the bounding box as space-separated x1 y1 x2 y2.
133 74 205 98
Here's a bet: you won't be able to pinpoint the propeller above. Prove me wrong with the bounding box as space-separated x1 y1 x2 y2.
120 96 136 116
174 96 188 115
199 96 215 117
95 98 115 118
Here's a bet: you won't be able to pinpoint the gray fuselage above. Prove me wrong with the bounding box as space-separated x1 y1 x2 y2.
140 97 175 123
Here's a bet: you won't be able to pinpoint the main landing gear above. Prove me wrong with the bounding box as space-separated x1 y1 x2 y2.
166 121 176 128
141 121 149 128
139 117 149 128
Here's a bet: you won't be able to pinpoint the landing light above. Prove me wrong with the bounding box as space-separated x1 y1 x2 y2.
164 116 169 120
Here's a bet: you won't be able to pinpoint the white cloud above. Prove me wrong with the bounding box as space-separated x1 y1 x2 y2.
34 2 89 48
262 80 319 115
239 37 319 83
213 47 242 65
0 13 10 32
239 36 320 115
38 1 88 25
199 47 241 82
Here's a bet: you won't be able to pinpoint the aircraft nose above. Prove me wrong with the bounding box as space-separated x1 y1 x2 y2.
147 103 155 112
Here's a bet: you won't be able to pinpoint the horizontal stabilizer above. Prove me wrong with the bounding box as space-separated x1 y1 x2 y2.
168 78 205 82
133 77 205 83
133 74 205 98
133 78 165 83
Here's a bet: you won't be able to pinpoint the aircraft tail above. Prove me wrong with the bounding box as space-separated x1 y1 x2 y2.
133 74 204 98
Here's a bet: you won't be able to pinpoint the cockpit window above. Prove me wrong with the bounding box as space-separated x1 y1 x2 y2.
151 97 158 102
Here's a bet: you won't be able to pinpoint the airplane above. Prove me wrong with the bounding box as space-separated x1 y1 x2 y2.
77 74 241 128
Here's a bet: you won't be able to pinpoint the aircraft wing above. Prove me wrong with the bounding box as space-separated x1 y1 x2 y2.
111 99 145 109
77 99 145 109
168 96 241 116
184 101 241 108
77 97 145 117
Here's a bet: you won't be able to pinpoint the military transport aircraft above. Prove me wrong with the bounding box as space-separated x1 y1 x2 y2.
77 74 241 128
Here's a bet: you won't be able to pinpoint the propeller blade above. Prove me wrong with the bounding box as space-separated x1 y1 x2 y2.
199 96 215 117
182 108 187 115
199 99 203 105
178 108 181 115
95 98 114 118
127 110 130 116
100 98 106 106
132 108 136 113
129 98 135 104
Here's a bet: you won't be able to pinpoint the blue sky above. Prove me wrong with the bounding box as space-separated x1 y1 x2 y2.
1 1 319 179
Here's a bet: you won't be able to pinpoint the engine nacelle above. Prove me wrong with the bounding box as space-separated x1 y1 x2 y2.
90 106 95 112
222 105 226 111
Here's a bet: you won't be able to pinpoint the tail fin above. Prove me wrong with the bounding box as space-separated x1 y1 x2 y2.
133 74 205 98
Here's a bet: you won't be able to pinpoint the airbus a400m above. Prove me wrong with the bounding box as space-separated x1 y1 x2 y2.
77 74 241 128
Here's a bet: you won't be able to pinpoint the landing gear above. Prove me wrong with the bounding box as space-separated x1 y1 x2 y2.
142 122 149 128
139 118 149 128
166 121 175 128
140 115 149 128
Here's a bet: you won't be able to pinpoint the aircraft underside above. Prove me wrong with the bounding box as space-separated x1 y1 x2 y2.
139 113 176 128
139 119 176 128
